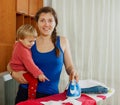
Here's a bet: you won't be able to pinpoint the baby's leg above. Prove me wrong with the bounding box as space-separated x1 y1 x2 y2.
23 73 38 99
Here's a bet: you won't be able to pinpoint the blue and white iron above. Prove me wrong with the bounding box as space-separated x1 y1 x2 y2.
66 80 81 99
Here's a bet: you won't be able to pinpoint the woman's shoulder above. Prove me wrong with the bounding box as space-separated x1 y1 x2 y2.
59 36 69 52
59 36 68 43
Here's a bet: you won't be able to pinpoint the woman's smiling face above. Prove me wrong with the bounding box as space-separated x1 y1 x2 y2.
37 13 56 36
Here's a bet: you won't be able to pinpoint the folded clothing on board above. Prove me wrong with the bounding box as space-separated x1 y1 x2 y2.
81 85 108 94
79 80 109 94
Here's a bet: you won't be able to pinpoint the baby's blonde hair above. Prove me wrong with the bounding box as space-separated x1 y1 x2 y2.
17 24 38 40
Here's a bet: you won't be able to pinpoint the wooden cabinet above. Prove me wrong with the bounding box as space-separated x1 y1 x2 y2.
29 0 43 16
16 0 43 30
16 0 29 14
0 0 43 73
0 0 16 72
16 0 43 16
16 13 24 30
29 0 38 16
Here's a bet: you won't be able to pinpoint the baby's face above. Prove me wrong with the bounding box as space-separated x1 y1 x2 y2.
20 36 36 49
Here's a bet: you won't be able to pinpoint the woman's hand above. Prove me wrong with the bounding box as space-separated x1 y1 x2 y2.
69 71 79 82
12 71 28 84
7 63 28 84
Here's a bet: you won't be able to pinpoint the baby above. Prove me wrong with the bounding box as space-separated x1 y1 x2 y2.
9 24 49 99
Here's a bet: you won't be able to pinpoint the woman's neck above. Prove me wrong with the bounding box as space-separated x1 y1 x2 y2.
36 35 54 52
39 35 51 41
37 35 53 45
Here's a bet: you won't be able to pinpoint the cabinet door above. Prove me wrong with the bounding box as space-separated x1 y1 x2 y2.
38 0 43 9
16 0 29 14
0 0 16 72
29 0 38 16
29 0 43 16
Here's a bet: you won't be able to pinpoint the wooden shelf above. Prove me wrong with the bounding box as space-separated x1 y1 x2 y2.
0 0 43 72
16 13 24 30
24 15 31 24
16 0 43 29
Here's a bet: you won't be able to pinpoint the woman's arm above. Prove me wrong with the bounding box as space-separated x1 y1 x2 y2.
7 63 28 84
60 36 79 82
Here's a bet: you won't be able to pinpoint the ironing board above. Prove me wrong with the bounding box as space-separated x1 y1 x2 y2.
17 80 115 105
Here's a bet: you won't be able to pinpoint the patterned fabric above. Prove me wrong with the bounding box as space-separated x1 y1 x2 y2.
16 91 96 105
23 73 38 99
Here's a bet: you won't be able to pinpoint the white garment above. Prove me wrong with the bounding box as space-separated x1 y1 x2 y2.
40 98 82 105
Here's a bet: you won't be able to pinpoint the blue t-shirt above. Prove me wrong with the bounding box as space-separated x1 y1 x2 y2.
21 36 64 95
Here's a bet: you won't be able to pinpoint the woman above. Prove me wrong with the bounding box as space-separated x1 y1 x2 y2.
7 6 79 104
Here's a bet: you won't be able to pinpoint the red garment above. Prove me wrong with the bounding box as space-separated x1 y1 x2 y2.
97 95 106 100
10 41 43 78
10 41 43 99
23 73 38 99
16 91 97 105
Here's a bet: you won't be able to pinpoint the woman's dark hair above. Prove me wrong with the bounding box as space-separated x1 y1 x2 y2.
35 6 60 57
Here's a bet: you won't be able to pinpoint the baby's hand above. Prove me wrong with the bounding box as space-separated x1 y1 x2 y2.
38 74 49 82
